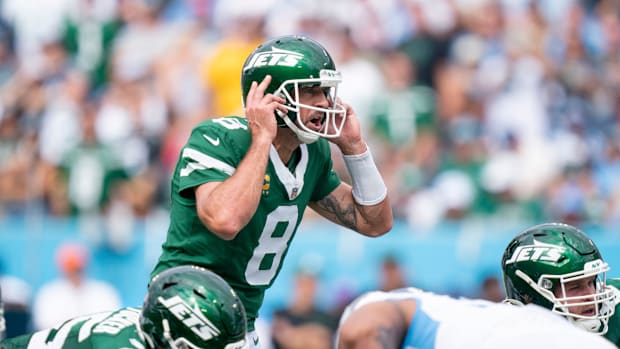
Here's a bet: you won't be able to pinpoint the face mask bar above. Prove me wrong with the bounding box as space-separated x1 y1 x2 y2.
515 260 616 335
275 72 347 141
548 262 616 320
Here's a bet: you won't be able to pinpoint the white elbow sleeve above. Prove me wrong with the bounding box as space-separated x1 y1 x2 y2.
343 147 387 206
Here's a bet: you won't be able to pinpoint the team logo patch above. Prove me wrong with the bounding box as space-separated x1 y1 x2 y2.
262 175 270 196
243 47 304 71
158 295 221 341
504 240 566 265
290 187 299 199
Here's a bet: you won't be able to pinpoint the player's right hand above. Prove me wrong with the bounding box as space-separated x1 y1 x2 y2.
244 75 286 143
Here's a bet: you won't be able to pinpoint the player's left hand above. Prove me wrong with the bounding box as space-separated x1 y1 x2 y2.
330 101 367 155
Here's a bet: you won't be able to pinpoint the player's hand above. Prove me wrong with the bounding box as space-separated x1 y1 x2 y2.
245 75 287 143
331 101 367 155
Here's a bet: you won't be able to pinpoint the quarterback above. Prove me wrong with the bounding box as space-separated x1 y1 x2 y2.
0 266 248 349
336 287 615 349
151 35 393 347
502 222 620 347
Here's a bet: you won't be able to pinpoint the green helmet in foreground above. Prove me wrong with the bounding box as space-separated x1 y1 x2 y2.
140 265 248 349
241 35 346 144
501 222 616 334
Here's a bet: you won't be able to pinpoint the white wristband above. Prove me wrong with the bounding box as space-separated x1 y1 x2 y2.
343 148 387 205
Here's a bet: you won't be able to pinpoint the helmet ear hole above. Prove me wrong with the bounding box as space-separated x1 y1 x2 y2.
162 282 177 289
193 289 206 299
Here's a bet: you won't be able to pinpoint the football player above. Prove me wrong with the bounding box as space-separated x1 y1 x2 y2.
501 222 620 346
0 265 248 349
151 35 393 347
336 287 615 349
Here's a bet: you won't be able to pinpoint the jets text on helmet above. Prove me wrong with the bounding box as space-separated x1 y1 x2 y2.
158 295 221 341
504 242 566 265
243 47 303 71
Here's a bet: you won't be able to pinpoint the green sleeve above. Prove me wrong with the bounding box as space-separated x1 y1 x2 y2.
1 333 35 349
175 117 248 199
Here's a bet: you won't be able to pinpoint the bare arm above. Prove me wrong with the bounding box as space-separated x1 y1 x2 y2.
195 75 286 240
337 300 414 349
315 102 392 237
310 183 392 237
195 137 271 240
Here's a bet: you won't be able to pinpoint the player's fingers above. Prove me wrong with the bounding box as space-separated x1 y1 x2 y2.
263 94 285 105
255 75 272 96
273 101 288 115
246 81 258 104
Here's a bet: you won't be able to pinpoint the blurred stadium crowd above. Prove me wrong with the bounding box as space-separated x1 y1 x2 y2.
0 0 620 241
1 0 620 346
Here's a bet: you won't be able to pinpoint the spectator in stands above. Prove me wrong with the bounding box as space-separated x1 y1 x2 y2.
32 242 121 330
0 259 32 338
271 268 337 349
1 0 620 255
478 274 504 302
378 254 407 292
199 0 267 117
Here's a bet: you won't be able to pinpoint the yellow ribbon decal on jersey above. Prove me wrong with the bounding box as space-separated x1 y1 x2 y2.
262 175 270 196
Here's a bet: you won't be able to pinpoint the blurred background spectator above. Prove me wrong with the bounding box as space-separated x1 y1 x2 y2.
1 0 620 340
271 266 337 349
0 259 31 338
477 274 505 302
378 254 408 292
1 0 620 236
31 242 121 330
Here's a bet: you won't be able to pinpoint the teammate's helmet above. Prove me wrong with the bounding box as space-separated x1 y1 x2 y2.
140 265 248 349
501 223 616 335
241 35 346 144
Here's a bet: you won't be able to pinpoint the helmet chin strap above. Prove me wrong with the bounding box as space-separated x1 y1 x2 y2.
571 317 606 335
278 110 319 144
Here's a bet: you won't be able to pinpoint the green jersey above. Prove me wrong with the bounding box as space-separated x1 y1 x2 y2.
605 278 620 347
0 307 145 348
152 116 341 330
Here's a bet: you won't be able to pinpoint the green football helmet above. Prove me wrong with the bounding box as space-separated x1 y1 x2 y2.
241 35 346 144
140 265 248 349
501 222 616 335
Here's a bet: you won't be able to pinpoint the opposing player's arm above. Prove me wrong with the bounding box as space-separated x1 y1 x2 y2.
337 299 414 349
310 182 392 237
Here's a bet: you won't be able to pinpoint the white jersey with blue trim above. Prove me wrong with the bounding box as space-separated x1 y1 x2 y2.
338 287 615 349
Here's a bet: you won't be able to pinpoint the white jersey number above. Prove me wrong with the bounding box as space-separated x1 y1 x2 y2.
27 313 109 348
212 117 247 130
245 205 298 285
